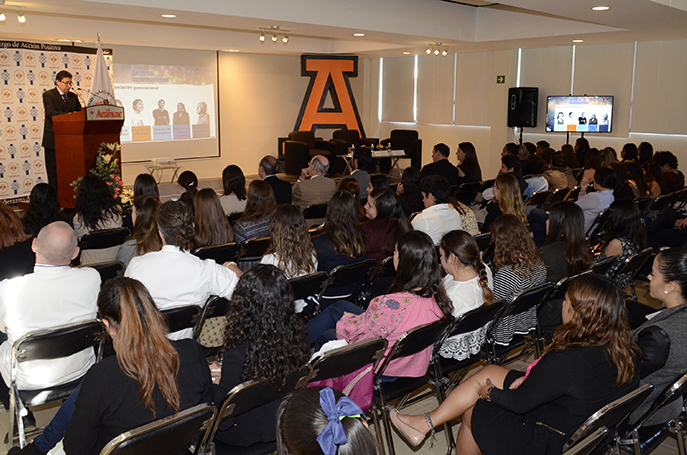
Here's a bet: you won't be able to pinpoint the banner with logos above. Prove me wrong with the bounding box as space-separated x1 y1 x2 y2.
0 40 113 204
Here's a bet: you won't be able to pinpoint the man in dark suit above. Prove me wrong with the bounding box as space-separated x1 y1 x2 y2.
259 155 292 205
42 70 82 193
420 143 459 186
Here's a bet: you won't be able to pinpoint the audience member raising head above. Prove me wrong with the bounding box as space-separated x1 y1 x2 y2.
193 188 234 248
396 166 424 217
277 387 380 455
456 141 482 183
21 183 69 238
362 188 411 267
220 164 247 215
116 194 162 266
235 180 276 243
0 202 34 279
133 173 160 199
261 204 317 279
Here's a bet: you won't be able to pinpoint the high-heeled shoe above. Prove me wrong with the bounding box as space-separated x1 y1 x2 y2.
389 408 428 448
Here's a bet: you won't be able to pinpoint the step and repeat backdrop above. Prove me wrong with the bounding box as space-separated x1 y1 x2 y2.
0 41 113 204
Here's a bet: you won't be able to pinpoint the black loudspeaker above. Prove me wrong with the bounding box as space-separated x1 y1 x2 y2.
507 87 538 128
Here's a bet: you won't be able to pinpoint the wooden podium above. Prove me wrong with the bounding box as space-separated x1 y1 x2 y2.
52 105 124 208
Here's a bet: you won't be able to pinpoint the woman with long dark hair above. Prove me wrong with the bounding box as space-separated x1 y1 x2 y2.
133 173 159 199
540 202 593 284
456 142 482 184
621 143 638 162
21 183 70 237
644 160 668 197
312 190 368 272
396 166 425 217
261 205 317 280
210 264 311 447
625 159 649 198
193 188 234 248
0 202 34 280
560 143 580 169
234 180 276 243
73 175 123 264
308 231 453 378
595 199 647 290
62 277 213 455
579 148 603 197
362 188 411 267
391 274 639 455
220 165 247 215
638 142 654 165
116 195 162 266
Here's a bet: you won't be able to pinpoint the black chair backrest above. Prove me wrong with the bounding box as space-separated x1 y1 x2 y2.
616 247 653 281
477 179 495 194
162 306 201 334
443 300 507 342
303 204 328 219
591 257 616 276
651 193 678 214
542 187 570 211
308 226 325 238
309 337 388 383
375 319 452 379
503 282 554 319
288 272 328 301
79 227 130 250
587 208 610 239
566 186 581 202
193 296 230 340
84 261 125 284
635 198 655 218
362 256 396 304
562 427 608 455
455 182 480 205
474 233 491 252
193 242 242 265
99 402 217 455
526 190 552 208
628 371 687 434
548 270 592 301
239 236 271 261
13 320 103 363
562 384 653 452
227 212 243 226
322 258 377 298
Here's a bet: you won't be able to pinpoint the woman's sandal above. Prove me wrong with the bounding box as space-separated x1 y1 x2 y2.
389 409 435 448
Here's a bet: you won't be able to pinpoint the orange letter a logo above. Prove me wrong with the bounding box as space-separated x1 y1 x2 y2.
294 55 365 137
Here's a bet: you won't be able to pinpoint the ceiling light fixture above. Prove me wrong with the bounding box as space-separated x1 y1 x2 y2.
259 25 290 45
272 33 278 42
403 51 411 55
17 9 25 23
592 6 609 10
161 14 176 18
572 39 584 43
0 13 6 21
283 35 289 44
353 33 365 37
427 43 449 57
442 49 448 56
426 48 431 54
260 32 265 43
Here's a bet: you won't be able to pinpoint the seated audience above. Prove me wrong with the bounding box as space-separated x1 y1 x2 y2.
420 143 459 186
259 155 292 205
261 204 317 279
654 151 685 193
483 173 527 233
292 155 337 210
501 154 528 194
609 161 636 201
307 231 453 377
340 148 372 199
438 230 494 361
411 175 462 245
390 274 639 455
644 160 669 197
194 188 234 248
625 159 649 199
519 142 547 177
0 202 34 280
396 167 425 217
0 222 99 410
133 173 159 199
542 152 576 190
579 148 603 197
560 143 580 169
219 165 247 215
337 178 366 222
595 199 646 290
535 140 550 156
638 141 654 165
362 188 412 268
177 170 199 210
277 387 379 455
456 141 483 185
621 143 639 162
73 175 123 265
21 183 70 238
234 180 276 244
501 142 518 157
574 137 590 169
366 173 390 197
522 159 549 199
312 190 368 272
125 201 241 339
210 265 310 447
576 167 616 232
630 248 687 426
116 195 162 266
602 146 618 167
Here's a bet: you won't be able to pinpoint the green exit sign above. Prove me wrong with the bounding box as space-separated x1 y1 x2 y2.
496 75 505 84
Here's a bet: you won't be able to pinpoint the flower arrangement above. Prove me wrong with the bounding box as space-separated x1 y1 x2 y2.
71 142 134 209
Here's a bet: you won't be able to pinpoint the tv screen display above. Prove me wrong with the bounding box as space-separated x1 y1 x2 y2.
546 96 614 133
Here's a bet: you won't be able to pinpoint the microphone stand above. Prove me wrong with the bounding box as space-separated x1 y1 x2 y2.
76 87 112 105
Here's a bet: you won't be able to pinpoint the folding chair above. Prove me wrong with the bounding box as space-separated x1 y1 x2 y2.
193 296 230 358
525 190 552 209
288 271 328 302
318 258 376 307
454 182 480 206
238 236 271 263
308 226 324 238
227 212 243 226
307 336 388 384
615 248 653 300
619 372 687 455
358 256 395 307
477 179 495 194
562 427 608 455
474 232 491 252
541 187 571 211
635 198 655 219
74 227 130 266
587 208 610 245
566 186 581 202
9 321 104 448
82 260 125 283
592 257 616 276
193 242 242 265
561 384 653 454
161 305 201 337
372 319 453 455
99 402 217 455
302 203 328 220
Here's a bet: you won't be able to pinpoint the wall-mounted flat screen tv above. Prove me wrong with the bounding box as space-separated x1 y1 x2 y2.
546 96 614 133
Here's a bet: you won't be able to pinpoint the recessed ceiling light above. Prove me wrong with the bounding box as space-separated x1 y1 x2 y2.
402 51 411 55
57 39 83 43
222 49 239 52
162 14 176 18
572 39 584 43
353 33 365 37
592 6 609 10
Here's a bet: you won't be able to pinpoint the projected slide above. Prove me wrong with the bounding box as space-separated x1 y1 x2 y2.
114 64 216 143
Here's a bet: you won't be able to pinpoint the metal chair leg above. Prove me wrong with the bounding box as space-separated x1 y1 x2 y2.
371 404 386 455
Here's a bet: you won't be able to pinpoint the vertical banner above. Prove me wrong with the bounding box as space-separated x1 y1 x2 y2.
0 41 113 204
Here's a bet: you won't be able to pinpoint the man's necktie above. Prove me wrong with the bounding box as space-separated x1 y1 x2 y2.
62 93 68 105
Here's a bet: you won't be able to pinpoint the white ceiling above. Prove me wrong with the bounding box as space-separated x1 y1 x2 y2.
0 0 685 55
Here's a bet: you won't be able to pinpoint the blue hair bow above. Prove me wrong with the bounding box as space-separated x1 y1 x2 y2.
316 388 364 455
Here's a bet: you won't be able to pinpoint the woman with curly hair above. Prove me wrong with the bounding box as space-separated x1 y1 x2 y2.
21 183 71 238
193 188 234 249
0 202 34 280
312 190 368 272
362 188 411 267
396 167 425 217
116 195 162 266
261 204 317 279
73 174 123 265
219 165 247 216
234 180 276 244
483 173 527 232
595 199 647 290
391 274 639 455
209 264 311 447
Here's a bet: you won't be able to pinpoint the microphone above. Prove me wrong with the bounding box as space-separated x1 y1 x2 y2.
76 87 111 105
70 86 85 107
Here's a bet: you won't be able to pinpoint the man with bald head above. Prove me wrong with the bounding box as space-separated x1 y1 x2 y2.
259 155 292 205
291 154 337 210
0 221 100 405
